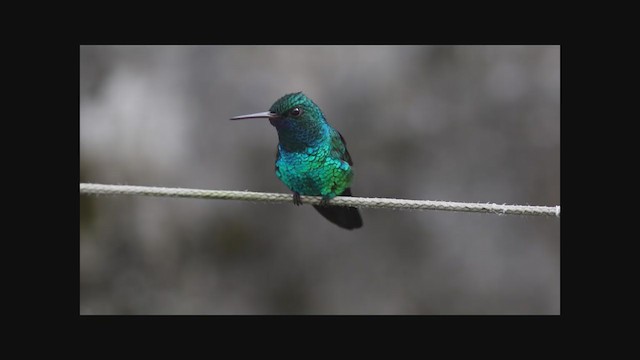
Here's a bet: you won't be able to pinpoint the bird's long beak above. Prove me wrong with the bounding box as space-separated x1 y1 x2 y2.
230 111 279 120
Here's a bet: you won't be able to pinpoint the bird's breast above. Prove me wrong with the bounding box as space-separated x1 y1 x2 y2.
275 145 352 197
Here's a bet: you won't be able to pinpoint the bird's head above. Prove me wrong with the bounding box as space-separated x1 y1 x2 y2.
230 92 325 128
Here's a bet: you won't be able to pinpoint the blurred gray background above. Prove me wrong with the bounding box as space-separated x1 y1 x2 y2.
80 45 560 314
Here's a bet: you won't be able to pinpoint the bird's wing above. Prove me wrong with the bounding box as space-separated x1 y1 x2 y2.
330 129 353 165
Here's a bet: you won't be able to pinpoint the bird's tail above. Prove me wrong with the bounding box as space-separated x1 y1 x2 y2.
313 188 363 230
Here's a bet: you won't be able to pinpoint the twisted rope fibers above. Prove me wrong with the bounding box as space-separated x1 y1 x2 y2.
80 183 560 217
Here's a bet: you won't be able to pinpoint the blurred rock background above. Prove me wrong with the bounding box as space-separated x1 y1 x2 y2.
80 45 560 314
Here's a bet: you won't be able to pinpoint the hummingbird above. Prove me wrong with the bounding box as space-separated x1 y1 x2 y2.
230 92 363 229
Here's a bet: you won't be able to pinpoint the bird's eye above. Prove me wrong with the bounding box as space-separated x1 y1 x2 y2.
290 107 302 117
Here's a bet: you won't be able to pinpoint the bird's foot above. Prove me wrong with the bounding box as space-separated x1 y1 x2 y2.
292 192 303 206
318 195 332 207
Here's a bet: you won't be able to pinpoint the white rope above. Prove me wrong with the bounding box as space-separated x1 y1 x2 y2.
80 183 560 217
